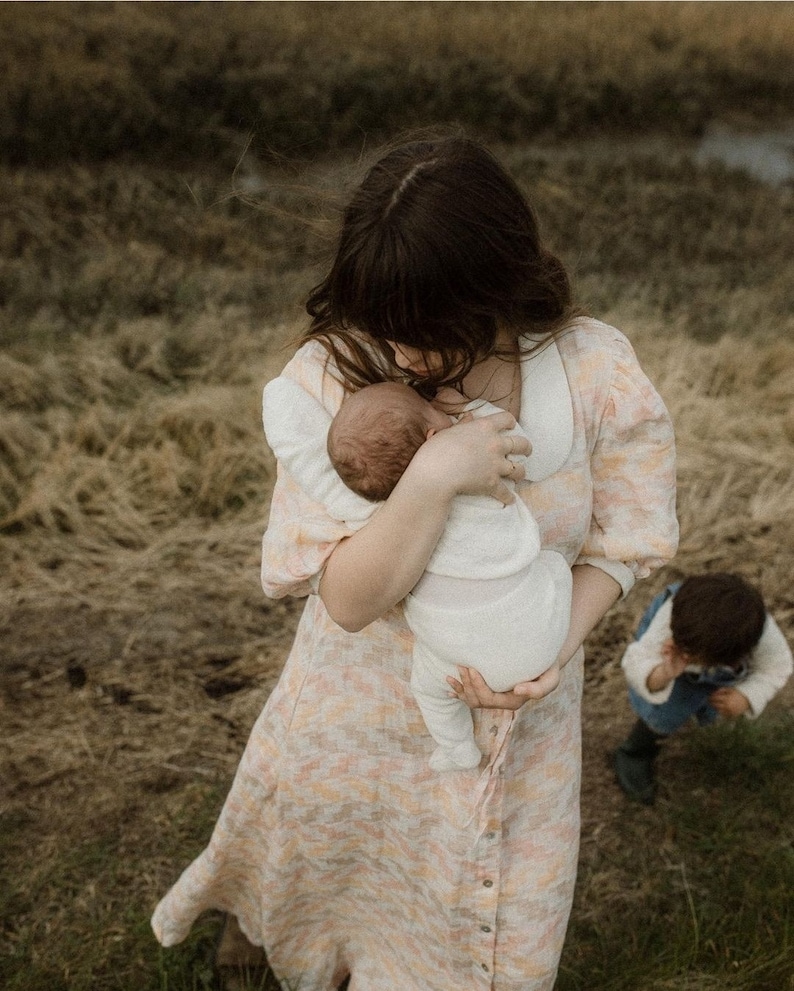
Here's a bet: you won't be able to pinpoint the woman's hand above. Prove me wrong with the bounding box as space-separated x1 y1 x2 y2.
407 409 529 506
320 411 526 631
447 661 561 711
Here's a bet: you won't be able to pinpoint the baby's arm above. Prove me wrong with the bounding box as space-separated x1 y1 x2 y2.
262 376 374 524
433 386 471 416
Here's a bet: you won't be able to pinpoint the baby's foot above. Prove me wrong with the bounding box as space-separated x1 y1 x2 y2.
429 741 482 771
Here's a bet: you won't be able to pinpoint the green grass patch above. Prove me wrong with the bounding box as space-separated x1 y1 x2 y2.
560 715 794 991
0 783 233 991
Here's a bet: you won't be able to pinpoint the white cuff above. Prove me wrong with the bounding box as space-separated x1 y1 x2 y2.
575 556 636 598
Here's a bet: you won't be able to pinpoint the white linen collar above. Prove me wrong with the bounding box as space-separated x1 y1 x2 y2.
518 336 574 481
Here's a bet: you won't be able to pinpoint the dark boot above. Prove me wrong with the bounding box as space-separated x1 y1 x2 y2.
613 720 664 805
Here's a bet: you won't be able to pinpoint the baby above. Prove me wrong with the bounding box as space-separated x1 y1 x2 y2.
327 381 572 771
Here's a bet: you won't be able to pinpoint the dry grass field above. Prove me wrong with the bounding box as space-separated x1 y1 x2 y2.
1 4 793 990
2 1 794 164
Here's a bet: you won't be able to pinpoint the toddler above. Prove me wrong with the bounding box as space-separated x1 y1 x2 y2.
614 572 792 804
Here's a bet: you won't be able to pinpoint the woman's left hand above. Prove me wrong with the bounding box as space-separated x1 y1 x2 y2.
448 662 561 711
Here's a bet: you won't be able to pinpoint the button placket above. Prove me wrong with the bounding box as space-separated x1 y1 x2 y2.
464 713 510 985
471 779 504 982
471 857 498 962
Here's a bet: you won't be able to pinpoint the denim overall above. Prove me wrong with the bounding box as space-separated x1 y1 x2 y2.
628 583 748 735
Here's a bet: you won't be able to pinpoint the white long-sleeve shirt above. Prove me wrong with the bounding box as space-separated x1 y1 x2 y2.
621 598 792 717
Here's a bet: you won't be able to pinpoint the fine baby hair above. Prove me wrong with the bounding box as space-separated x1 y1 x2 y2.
670 572 766 668
327 382 444 502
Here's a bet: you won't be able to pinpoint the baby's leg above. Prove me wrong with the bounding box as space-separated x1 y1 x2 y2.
408 555 571 692
410 644 482 771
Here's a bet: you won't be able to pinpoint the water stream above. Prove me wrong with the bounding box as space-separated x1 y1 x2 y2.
694 121 794 186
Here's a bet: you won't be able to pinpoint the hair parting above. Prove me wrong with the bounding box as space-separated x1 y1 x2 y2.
301 133 577 392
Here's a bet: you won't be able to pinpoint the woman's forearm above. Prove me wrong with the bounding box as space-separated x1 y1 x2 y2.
319 472 453 632
557 564 622 667
451 563 623 709
319 410 525 632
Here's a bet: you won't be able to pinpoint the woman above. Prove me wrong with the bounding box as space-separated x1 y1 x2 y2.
152 136 678 990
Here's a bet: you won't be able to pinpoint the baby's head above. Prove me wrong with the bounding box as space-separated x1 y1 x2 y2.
328 382 452 502
670 572 766 668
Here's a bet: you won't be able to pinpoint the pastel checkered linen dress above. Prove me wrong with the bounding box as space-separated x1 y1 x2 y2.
152 318 678 990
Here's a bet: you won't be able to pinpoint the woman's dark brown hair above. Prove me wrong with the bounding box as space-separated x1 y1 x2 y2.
303 135 574 391
671 573 767 668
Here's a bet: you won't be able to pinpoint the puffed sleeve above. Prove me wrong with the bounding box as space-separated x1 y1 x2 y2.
575 333 679 596
259 342 365 600
260 466 360 599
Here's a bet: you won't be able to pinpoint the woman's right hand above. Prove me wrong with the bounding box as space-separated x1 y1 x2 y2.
406 409 530 506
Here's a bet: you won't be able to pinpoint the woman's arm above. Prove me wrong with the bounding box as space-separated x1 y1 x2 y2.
450 564 621 709
552 563 622 672
319 469 452 632
319 411 529 631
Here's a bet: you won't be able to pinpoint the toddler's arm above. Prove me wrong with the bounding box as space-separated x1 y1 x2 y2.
645 640 689 692
621 599 679 704
709 687 751 718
